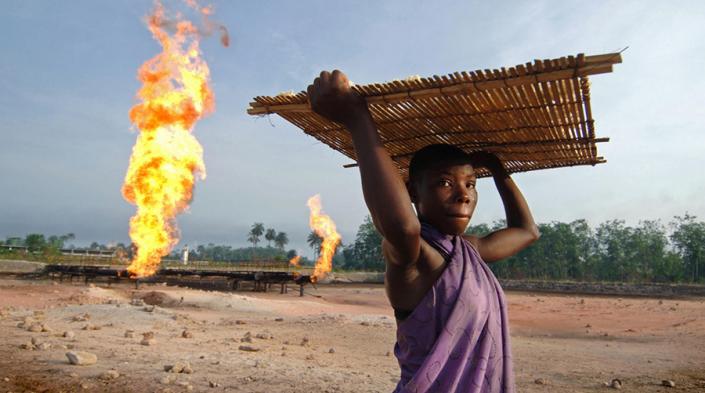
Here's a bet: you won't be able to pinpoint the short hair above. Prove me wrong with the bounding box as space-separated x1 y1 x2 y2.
408 144 472 185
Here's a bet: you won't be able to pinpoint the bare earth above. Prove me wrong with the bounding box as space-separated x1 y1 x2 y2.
0 277 704 393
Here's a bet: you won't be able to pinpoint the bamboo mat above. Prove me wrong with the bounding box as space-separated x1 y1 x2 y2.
247 52 621 178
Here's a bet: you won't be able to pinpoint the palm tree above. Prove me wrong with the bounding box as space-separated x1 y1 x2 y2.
265 228 276 247
248 223 265 248
274 232 289 250
307 231 323 258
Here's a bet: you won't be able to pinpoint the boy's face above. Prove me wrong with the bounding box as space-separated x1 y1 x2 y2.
411 162 477 235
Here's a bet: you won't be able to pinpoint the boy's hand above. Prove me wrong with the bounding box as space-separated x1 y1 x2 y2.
470 151 504 174
307 70 371 128
465 150 539 263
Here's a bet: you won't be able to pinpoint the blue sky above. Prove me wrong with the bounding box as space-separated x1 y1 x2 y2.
1 1 704 256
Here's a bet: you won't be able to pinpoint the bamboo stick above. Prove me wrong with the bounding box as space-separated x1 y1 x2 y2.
343 157 607 171
341 137 609 167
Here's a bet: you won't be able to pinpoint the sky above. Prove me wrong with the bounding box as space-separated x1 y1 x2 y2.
1 0 704 257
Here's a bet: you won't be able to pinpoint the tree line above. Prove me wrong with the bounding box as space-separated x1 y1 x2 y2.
1 233 78 252
0 223 299 264
337 214 705 283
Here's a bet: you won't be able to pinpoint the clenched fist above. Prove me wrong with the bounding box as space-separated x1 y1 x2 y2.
307 70 371 128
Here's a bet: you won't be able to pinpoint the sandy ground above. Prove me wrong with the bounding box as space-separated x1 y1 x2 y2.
0 277 704 393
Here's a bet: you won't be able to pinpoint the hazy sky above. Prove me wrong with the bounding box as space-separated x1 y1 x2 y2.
1 1 704 257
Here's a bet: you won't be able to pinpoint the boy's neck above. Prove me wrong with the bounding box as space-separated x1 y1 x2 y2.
419 218 460 239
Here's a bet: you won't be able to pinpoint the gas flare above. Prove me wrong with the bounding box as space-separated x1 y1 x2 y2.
289 255 301 267
307 195 341 282
122 1 217 277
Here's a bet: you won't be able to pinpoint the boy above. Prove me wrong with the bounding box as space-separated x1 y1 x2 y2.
308 70 539 393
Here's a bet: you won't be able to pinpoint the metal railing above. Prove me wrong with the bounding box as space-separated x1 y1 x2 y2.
0 252 313 274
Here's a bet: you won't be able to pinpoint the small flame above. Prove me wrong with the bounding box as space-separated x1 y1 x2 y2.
122 1 218 277
307 195 341 282
289 255 301 267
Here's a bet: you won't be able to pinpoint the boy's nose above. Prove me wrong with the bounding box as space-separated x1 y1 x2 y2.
455 187 470 203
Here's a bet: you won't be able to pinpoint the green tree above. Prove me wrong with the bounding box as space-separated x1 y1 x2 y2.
671 214 705 282
652 251 684 282
342 216 384 271
265 228 276 247
593 220 631 281
247 223 265 248
24 234 47 252
628 220 671 281
566 220 596 280
47 233 75 251
524 220 593 280
274 232 289 250
465 223 491 237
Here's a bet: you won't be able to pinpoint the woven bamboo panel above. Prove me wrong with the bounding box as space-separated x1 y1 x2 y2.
247 52 621 178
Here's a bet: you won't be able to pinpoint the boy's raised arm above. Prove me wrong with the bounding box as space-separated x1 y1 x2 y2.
307 70 421 266
466 152 540 262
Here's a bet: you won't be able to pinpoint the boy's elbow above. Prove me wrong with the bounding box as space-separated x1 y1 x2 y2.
528 225 541 242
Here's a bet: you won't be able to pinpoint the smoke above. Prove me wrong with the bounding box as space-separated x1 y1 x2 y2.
148 0 230 47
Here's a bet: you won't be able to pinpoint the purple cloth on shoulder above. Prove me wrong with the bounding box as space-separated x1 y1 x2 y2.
393 223 515 393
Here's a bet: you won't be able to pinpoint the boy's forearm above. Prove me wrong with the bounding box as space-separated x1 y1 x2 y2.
305 69 420 260
490 166 539 237
345 111 420 244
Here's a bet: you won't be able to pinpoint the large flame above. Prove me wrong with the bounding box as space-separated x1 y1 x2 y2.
122 1 215 277
307 195 341 282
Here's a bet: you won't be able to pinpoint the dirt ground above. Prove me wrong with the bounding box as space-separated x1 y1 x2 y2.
0 277 704 393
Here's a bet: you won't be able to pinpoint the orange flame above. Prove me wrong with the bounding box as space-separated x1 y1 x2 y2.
289 255 301 267
122 1 216 277
307 195 341 282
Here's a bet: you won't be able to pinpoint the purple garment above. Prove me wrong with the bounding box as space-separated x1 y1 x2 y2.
393 223 515 393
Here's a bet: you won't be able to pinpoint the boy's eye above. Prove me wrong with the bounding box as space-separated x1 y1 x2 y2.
439 179 451 187
466 182 476 189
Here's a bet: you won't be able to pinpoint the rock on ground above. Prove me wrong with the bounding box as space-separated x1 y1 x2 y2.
100 370 120 380
66 351 98 366
139 291 175 306
164 361 193 374
141 331 156 346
